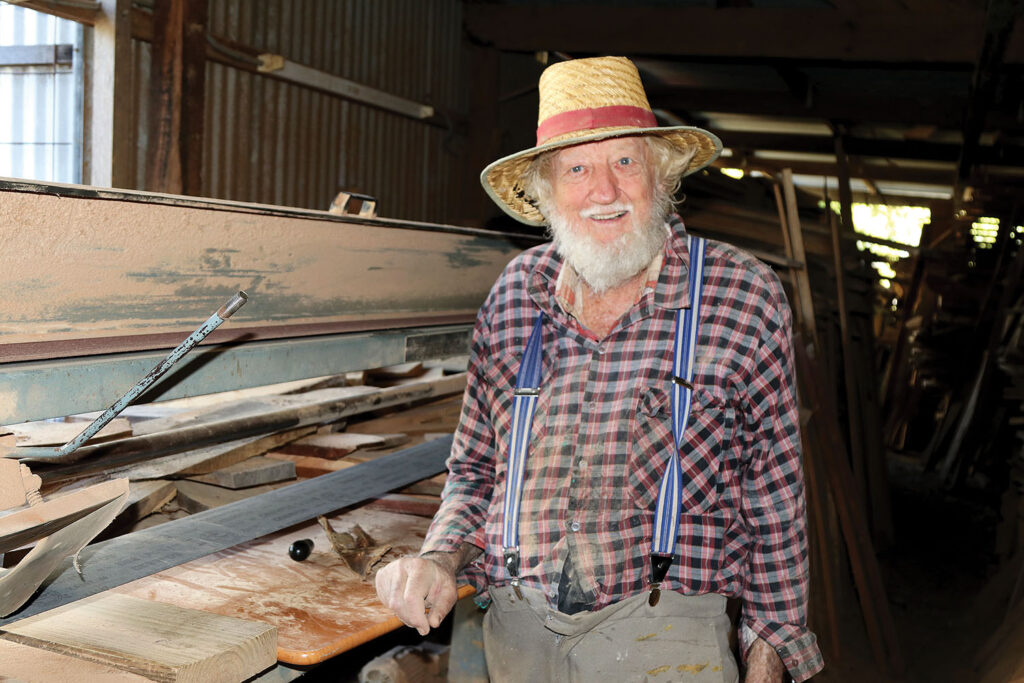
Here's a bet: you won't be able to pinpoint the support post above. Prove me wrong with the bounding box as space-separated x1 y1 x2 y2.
85 0 133 188
146 0 208 195
778 169 819 349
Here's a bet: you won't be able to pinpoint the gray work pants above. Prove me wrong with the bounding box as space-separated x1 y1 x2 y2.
482 585 739 683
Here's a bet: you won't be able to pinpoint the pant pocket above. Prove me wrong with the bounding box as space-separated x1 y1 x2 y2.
567 614 738 683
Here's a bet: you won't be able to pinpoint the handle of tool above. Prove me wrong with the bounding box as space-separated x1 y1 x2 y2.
56 291 249 458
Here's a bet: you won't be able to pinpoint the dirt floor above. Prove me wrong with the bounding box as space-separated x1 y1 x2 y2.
815 459 1017 683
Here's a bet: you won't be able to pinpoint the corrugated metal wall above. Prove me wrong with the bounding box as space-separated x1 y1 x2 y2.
132 0 469 224
0 4 81 183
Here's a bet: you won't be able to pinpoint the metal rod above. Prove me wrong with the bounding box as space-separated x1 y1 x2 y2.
54 291 248 458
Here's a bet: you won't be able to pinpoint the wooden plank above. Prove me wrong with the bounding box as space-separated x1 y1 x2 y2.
0 639 152 682
114 480 177 526
0 479 129 554
0 438 452 626
362 494 441 518
115 509 473 666
174 480 290 514
795 341 905 675
2 593 276 683
6 418 132 446
778 169 820 349
346 393 464 437
22 375 466 473
185 455 296 489
1 479 129 617
274 432 408 460
264 451 355 478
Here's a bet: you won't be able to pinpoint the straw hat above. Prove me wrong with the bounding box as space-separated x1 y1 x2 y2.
481 56 722 226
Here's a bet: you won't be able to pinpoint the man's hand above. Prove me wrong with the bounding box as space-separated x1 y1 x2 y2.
375 554 459 635
744 637 786 683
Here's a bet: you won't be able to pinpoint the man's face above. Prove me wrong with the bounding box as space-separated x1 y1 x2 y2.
549 136 657 244
544 136 670 293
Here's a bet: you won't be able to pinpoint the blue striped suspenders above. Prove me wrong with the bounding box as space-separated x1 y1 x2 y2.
500 235 707 605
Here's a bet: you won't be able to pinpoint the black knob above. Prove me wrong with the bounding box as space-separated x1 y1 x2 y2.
289 538 314 561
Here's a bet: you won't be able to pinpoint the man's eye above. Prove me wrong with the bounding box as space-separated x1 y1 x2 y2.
618 157 633 166
569 165 584 174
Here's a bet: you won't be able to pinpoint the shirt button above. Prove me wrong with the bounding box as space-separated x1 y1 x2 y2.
569 520 581 532
578 459 586 469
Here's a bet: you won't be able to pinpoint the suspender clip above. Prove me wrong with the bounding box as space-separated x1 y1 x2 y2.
648 553 674 607
671 375 694 391
513 387 540 396
504 548 524 599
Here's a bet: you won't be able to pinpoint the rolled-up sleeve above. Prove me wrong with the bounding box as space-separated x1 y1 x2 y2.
739 302 824 681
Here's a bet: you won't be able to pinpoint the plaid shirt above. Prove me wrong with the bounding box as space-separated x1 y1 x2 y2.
423 216 823 680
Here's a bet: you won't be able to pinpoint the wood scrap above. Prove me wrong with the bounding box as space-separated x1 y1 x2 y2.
317 517 391 578
264 452 356 478
362 494 441 518
6 418 132 446
13 374 467 472
102 374 349 426
346 393 464 437
0 476 129 617
0 638 153 682
0 593 277 683
0 439 453 627
398 472 447 497
46 426 316 487
275 432 409 460
184 456 296 489
115 480 177 527
173 480 290 514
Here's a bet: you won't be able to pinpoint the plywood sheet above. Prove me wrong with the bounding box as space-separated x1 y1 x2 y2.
115 508 472 666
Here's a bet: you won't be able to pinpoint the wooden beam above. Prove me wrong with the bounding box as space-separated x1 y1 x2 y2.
716 130 1024 167
86 0 134 188
650 86 991 130
955 0 1024 208
4 0 100 25
145 0 207 196
464 4 1024 64
721 157 957 188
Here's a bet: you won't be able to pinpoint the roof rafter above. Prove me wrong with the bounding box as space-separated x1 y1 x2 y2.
464 4 1024 64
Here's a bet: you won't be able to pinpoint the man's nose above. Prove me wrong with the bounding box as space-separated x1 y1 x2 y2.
588 165 619 204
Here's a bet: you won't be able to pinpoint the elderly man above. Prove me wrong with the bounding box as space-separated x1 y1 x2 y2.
376 56 823 682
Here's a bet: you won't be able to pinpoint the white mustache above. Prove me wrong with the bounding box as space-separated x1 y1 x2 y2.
579 203 632 219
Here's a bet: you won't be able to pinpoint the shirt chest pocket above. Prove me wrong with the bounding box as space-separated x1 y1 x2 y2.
628 385 729 515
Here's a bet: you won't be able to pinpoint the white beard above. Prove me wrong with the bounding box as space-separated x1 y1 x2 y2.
545 191 672 293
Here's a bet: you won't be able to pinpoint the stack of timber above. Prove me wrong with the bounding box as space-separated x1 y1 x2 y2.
691 169 905 675
1 360 464 530
0 360 467 679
